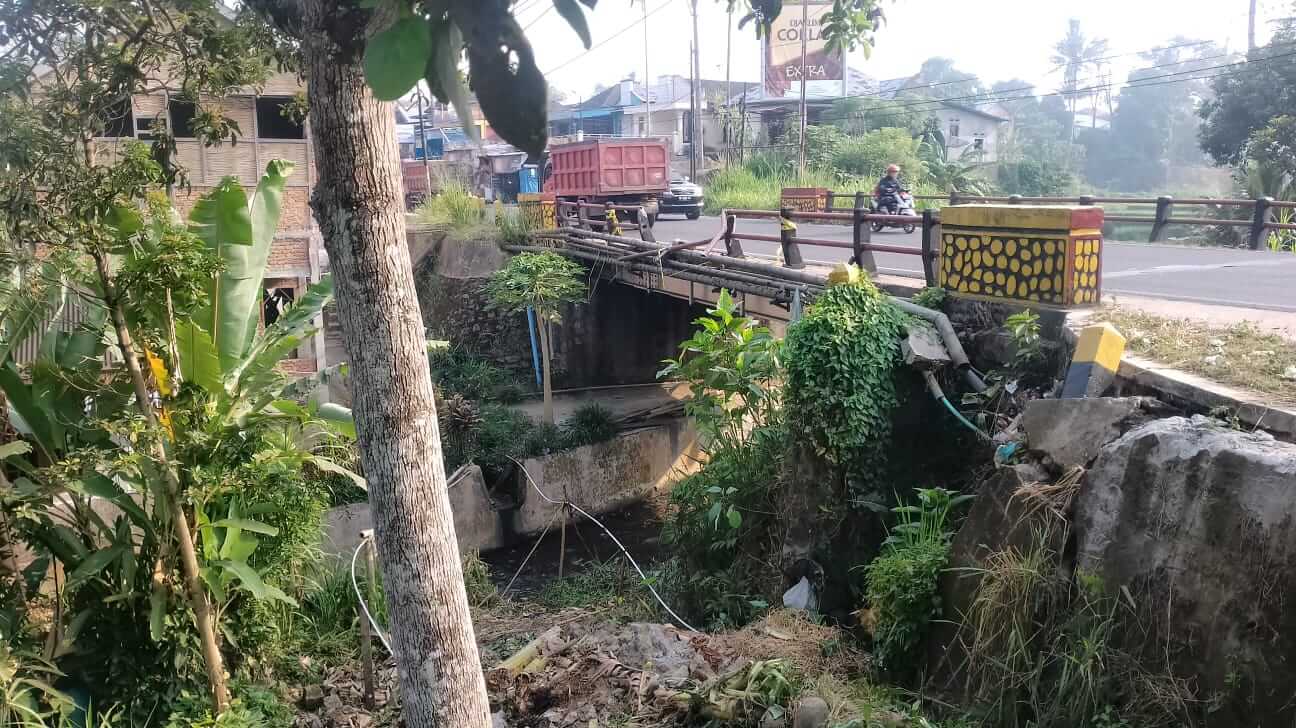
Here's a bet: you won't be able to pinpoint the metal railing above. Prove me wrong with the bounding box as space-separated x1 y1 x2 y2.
556 200 657 243
820 191 1296 249
718 206 939 286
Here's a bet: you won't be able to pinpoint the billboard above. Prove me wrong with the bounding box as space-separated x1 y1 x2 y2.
763 1 844 99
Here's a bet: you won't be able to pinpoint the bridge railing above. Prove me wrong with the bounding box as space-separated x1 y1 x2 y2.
817 190 1296 250
555 200 656 242
719 207 940 285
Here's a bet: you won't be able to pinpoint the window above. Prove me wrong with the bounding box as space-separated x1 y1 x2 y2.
169 99 198 138
973 136 985 151
101 98 134 137
255 97 305 139
263 286 296 327
948 117 960 139
135 117 162 141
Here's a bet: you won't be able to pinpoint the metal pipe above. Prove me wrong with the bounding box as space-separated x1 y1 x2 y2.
892 298 986 392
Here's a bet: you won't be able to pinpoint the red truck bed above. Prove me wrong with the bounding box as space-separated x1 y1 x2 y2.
547 138 669 198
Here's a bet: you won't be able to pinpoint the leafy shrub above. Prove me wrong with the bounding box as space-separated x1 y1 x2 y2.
863 487 971 672
428 347 526 402
829 127 927 183
561 403 618 448
414 180 484 228
783 267 908 493
163 681 291 728
912 286 947 310
522 422 566 458
1006 309 1044 369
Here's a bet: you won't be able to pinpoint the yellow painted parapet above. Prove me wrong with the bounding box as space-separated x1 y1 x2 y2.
938 204 1104 308
518 193 557 230
1063 323 1127 398
780 187 828 213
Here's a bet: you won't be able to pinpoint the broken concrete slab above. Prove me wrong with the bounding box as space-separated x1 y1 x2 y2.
1075 415 1296 727
1021 396 1166 471
902 321 950 371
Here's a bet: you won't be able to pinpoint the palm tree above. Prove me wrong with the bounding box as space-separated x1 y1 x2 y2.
1052 20 1110 130
920 138 993 197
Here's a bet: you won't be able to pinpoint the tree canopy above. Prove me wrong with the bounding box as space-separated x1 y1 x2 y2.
1199 18 1296 167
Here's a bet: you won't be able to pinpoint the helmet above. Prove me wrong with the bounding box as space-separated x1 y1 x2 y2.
886 164 900 173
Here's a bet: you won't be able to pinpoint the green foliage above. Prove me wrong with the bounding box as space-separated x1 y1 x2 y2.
829 127 927 182
997 159 1073 197
413 180 485 229
536 560 656 620
163 682 291 728
561 403 618 448
487 252 586 323
920 140 993 196
495 206 534 246
0 645 72 727
911 286 946 310
428 347 525 402
863 488 970 672
1200 21 1296 167
1005 309 1044 369
703 168 840 214
659 290 782 459
783 268 907 492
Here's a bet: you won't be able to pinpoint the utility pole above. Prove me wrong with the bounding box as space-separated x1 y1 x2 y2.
416 85 431 195
724 3 733 164
643 0 652 136
689 0 702 179
1248 0 1258 51
796 0 809 175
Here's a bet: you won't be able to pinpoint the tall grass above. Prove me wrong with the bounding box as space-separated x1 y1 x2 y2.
703 167 840 214
414 179 485 228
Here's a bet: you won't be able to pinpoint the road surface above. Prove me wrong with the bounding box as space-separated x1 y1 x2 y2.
649 214 1296 313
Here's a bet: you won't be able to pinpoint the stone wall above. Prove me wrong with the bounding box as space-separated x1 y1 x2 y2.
414 230 707 389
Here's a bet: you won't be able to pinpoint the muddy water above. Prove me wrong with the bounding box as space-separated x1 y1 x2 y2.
480 499 670 597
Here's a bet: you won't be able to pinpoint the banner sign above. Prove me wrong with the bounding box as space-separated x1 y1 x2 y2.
764 1 844 98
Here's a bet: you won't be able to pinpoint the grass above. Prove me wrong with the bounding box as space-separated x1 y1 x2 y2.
1093 306 1296 404
703 167 841 215
413 179 485 228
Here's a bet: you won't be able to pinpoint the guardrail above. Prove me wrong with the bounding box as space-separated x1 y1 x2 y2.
817 191 1296 249
718 207 940 285
556 200 657 242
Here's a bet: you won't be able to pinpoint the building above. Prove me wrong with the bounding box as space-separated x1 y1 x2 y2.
91 70 328 374
731 71 1014 163
547 76 760 160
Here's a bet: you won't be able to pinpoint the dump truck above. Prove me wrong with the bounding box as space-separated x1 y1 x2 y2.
543 138 669 225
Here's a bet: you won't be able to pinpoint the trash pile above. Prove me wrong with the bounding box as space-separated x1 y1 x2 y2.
485 610 862 727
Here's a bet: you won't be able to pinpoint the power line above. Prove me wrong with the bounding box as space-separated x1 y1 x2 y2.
542 0 677 75
715 44 1296 127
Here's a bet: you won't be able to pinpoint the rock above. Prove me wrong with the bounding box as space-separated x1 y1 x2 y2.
792 696 829 728
1022 397 1155 471
322 694 344 714
901 322 950 371
1283 365 1296 381
759 706 790 728
925 464 1068 687
491 711 508 728
1074 415 1296 728
301 685 325 710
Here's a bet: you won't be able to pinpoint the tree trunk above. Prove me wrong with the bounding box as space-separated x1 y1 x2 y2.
298 2 491 725
90 251 230 712
537 317 554 425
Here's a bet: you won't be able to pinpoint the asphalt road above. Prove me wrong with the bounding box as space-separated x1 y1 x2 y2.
651 214 1296 313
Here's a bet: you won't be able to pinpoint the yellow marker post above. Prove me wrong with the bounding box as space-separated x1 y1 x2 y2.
1062 323 1127 398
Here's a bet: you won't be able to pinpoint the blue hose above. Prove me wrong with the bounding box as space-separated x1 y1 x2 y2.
525 307 542 388
939 395 992 441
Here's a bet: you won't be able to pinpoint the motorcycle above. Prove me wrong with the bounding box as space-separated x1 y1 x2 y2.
871 187 919 234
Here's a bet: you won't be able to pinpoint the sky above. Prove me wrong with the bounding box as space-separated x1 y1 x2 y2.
524 0 1289 102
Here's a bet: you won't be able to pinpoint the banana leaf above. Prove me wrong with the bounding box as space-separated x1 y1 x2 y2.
189 160 294 372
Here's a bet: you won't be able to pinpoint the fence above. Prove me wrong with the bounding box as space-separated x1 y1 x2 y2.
556 200 657 242
716 207 939 285
812 189 1296 250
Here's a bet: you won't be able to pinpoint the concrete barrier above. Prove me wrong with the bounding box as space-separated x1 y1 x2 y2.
321 418 700 556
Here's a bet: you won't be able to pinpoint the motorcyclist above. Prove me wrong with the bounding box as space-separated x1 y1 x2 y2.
875 164 902 213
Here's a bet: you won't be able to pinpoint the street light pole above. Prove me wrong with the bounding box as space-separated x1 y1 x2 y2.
796 0 808 175
643 0 652 136
689 0 702 179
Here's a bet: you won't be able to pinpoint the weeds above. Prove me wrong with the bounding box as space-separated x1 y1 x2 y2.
1093 306 1296 404
561 403 618 448
702 167 840 214
862 488 971 673
1005 310 1043 369
536 560 658 621
413 180 485 228
912 286 947 310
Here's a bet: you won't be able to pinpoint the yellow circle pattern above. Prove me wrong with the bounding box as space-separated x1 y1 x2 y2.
940 234 1101 305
